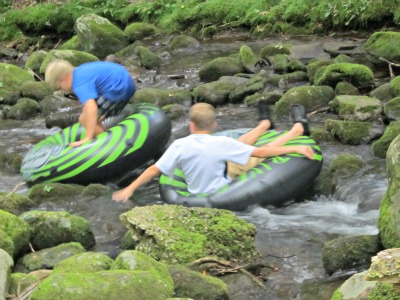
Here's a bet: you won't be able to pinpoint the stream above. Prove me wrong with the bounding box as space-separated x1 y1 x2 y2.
0 32 388 299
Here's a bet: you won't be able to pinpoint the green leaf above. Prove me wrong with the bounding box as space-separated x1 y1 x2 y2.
0 82 3 88
43 185 53 192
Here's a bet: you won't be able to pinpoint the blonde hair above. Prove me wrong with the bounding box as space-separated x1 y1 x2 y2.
189 103 216 130
44 59 74 89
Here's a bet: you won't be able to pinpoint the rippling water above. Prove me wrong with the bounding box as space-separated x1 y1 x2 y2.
0 34 388 299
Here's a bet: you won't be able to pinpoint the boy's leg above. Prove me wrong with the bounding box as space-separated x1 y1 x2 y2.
237 100 273 145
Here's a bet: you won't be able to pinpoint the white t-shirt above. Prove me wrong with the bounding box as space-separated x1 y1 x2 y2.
156 134 254 194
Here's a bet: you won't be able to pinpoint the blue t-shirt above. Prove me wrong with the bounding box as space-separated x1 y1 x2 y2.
72 61 135 104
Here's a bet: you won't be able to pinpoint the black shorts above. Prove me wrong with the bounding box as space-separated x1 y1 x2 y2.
96 96 130 118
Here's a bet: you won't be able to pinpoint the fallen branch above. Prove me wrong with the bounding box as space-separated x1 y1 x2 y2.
379 57 399 79
6 182 26 197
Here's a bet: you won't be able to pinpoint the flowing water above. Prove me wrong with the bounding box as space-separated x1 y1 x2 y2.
0 33 387 299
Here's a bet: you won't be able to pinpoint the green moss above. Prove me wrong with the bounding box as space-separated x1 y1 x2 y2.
390 76 400 97
9 272 41 298
132 87 192 106
331 289 344 300
53 252 113 274
330 154 365 175
0 209 30 258
134 45 161 69
364 31 400 65
260 44 291 58
199 57 244 82
0 63 35 104
0 229 15 257
367 283 400 300
120 205 259 265
124 22 157 42
0 191 34 215
24 50 48 74
325 119 372 145
27 183 85 205
372 121 400 158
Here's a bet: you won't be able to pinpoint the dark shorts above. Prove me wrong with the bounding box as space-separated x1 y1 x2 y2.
96 96 130 118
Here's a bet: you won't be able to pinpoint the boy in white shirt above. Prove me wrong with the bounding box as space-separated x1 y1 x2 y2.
112 102 314 202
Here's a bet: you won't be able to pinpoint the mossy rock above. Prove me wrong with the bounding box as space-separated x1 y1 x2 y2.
120 205 259 264
329 95 382 122
275 85 335 117
229 76 266 103
20 81 53 101
384 97 400 121
169 35 200 51
134 45 161 70
314 63 374 89
27 183 85 205
52 252 113 274
378 134 400 248
168 264 229 300
0 248 13 299
192 80 237 106
132 87 192 106
0 63 35 105
31 270 174 300
199 57 245 82
330 153 365 175
365 248 400 284
9 272 41 298
0 229 15 258
269 54 289 74
24 50 48 74
238 45 258 73
7 98 40 120
260 44 291 58
0 153 22 174
19 210 95 250
372 121 400 158
287 60 306 72
39 50 99 74
331 271 378 300
370 82 394 102
322 234 381 275
0 192 34 215
80 184 110 198
0 209 30 258
335 81 360 96
306 59 333 84
390 76 400 97
124 22 157 42
364 31 400 67
14 242 85 273
244 91 282 106
325 119 376 145
267 71 308 86
60 35 81 51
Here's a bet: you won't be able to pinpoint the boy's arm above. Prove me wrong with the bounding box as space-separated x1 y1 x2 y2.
112 164 161 202
69 99 98 147
252 145 315 160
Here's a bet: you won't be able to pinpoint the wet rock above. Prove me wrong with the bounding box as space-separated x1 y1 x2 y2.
329 95 383 122
0 153 22 174
162 103 188 120
333 54 355 64
45 107 80 129
325 119 384 145
120 205 260 264
168 264 229 300
52 252 113 274
372 121 400 158
390 76 400 97
0 63 35 105
306 59 333 84
287 60 307 72
199 57 245 82
19 210 95 250
14 242 85 273
366 248 400 283
289 42 329 61
322 234 381 275
40 92 80 116
124 22 157 43
81 184 110 198
0 47 18 59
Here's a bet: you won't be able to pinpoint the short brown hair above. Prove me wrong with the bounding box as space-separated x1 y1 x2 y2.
44 59 74 89
189 103 216 130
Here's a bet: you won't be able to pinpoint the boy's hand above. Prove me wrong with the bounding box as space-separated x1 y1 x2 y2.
69 137 91 147
112 187 134 203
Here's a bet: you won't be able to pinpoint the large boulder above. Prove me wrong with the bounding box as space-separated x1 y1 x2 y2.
364 31 400 67
134 45 161 69
0 192 34 215
193 80 238 106
384 97 400 121
20 81 53 101
72 14 128 59
372 121 400 158
120 205 259 264
199 57 245 82
169 35 200 52
239 45 258 73
52 252 113 274
0 249 13 300
0 210 30 258
329 95 382 122
124 22 157 42
7 98 41 120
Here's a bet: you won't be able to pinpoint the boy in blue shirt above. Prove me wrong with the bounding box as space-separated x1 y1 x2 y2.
45 60 135 147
